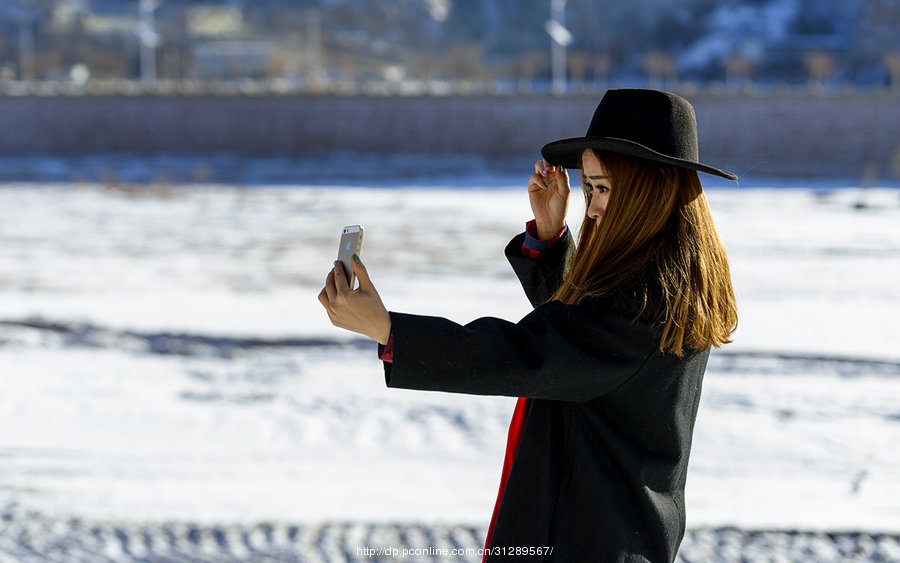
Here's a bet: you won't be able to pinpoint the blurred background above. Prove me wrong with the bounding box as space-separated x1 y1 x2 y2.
2 0 899 91
1 1 900 562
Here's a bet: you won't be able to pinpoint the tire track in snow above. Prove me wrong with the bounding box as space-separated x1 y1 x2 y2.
2 501 900 562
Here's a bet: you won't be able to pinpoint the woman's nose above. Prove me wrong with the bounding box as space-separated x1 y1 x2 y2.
587 195 604 220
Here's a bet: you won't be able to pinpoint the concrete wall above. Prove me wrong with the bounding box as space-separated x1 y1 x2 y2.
1 93 899 180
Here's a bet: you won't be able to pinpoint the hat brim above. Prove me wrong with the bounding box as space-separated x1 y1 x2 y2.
541 137 738 181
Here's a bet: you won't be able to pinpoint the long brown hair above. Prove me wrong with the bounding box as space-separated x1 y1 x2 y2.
552 150 737 357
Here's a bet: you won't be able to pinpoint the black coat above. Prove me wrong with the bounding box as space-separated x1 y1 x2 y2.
383 231 708 562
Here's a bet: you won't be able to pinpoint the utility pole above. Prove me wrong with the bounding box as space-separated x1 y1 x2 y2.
15 1 35 80
545 0 572 96
306 9 323 84
138 0 161 83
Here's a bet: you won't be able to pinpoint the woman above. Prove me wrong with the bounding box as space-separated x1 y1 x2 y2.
318 88 738 562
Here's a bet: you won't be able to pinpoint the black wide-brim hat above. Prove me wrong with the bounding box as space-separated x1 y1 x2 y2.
541 88 737 180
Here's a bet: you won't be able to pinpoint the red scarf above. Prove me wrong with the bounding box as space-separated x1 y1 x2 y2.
483 397 531 560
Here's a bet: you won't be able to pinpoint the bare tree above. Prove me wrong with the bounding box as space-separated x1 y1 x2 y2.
265 46 291 78
885 52 900 92
82 47 129 79
804 51 837 91
643 52 677 89
725 53 754 89
409 49 437 82
335 52 359 85
518 51 544 94
592 53 612 91
442 42 487 85
892 145 900 183
567 51 589 93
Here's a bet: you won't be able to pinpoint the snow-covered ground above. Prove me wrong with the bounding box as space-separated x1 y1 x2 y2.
1 180 899 560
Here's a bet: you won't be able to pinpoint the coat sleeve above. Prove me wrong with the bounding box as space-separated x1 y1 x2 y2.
383 299 658 403
504 230 574 308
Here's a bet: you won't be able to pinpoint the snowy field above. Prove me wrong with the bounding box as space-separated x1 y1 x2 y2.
1 178 899 562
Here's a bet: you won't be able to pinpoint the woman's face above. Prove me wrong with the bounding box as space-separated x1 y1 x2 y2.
581 150 612 226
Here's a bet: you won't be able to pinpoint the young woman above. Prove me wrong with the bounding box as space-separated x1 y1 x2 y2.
319 88 738 562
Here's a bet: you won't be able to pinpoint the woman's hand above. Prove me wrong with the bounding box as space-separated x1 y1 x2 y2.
317 255 391 345
528 159 570 240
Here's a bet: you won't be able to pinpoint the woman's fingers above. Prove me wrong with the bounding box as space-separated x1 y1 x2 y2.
535 159 562 176
351 254 373 291
323 268 337 302
317 257 391 345
555 166 570 193
529 167 566 192
332 260 350 292
322 259 362 310
531 160 553 191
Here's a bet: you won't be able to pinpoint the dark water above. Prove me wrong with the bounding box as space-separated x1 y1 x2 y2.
0 153 534 188
0 153 880 189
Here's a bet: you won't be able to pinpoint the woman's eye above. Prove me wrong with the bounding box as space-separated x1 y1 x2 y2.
585 184 609 195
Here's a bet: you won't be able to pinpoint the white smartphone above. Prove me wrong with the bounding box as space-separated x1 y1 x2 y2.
336 225 364 288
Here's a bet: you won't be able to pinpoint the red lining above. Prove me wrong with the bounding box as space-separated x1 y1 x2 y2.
483 397 531 560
